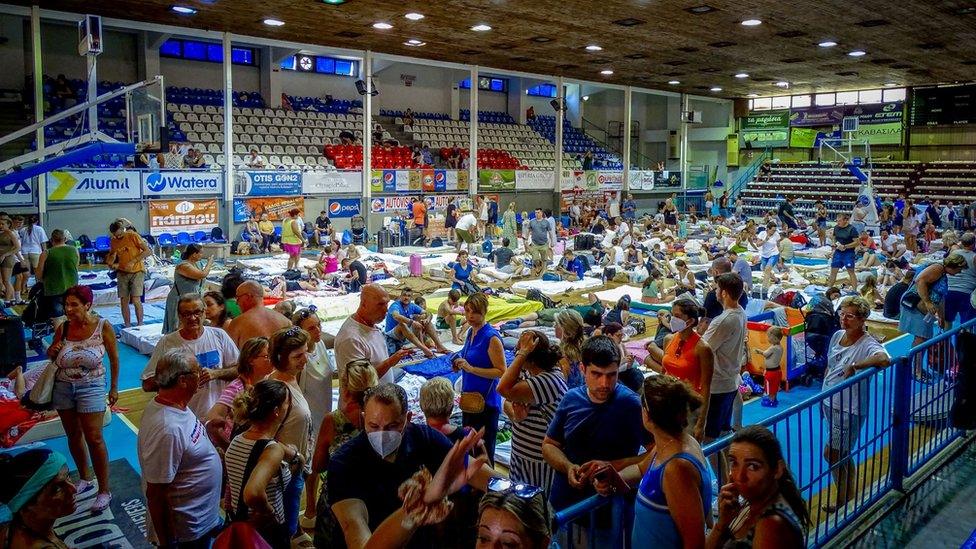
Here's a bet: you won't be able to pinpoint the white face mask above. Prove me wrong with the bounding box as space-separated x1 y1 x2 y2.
367 429 403 458
669 317 688 333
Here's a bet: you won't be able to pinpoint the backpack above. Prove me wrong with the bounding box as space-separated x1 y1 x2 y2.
627 317 647 335
482 239 493 255
526 288 557 309
430 237 443 248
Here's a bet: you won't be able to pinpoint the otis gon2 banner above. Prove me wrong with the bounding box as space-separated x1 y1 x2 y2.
148 199 219 236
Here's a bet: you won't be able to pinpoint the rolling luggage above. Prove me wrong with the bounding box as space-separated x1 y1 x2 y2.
377 229 393 252
409 254 423 276
0 315 27 376
574 233 595 251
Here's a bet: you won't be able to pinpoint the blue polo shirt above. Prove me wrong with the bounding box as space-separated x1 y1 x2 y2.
564 257 586 279
546 384 651 510
385 300 424 332
327 424 452 547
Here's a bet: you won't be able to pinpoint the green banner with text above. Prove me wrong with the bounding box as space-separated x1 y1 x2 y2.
789 127 821 148
741 109 790 131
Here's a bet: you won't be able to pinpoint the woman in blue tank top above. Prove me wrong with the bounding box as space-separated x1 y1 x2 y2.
592 375 712 548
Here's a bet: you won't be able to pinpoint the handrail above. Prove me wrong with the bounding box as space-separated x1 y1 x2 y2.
728 147 771 199
0 76 164 148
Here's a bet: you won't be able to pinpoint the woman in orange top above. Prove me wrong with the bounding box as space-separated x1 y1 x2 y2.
644 298 714 439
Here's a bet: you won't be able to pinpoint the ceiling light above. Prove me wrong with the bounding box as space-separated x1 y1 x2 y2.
404 39 426 47
741 19 762 26
818 40 838 47
668 80 681 85
848 50 867 57
710 86 723 92
600 69 614 75
585 45 603 51
373 22 393 29
775 81 789 87
171 6 197 14
583 95 590 101
734 73 749 78
470 24 492 32
322 0 347 4
263 18 285 26
747 93 759 97
884 82 899 87
404 12 425 20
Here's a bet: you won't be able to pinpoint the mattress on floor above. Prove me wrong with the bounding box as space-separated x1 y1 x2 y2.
14 409 111 446
94 303 167 328
510 277 603 298
425 295 542 324
231 255 320 276
289 293 364 321
120 323 165 355
595 285 645 305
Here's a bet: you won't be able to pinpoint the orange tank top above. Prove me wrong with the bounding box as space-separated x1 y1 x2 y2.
662 331 703 393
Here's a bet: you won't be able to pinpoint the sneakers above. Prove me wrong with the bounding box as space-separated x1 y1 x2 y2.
91 492 112 513
761 396 779 407
75 479 96 494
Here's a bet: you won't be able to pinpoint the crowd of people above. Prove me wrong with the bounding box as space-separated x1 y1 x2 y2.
12 177 976 548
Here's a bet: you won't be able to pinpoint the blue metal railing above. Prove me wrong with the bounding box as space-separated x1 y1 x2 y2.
728 147 772 201
552 318 976 548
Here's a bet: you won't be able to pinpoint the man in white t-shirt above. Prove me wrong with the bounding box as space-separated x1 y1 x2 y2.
756 222 781 293
700 272 747 484
608 192 621 219
334 284 413 383
139 349 223 546
141 294 239 418
454 209 479 252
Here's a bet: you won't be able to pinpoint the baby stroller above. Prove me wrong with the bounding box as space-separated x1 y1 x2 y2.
21 283 55 354
350 215 367 245
800 295 839 384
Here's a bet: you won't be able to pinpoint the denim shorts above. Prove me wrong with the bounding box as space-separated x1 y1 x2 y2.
760 254 780 269
53 378 106 413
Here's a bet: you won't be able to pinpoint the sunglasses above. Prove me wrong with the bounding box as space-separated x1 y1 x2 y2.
294 305 318 322
487 477 543 499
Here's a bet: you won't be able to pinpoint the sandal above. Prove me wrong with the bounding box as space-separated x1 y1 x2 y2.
91 492 112 513
299 514 317 530
291 532 314 548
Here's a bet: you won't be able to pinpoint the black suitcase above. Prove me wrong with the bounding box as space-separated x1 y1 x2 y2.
0 315 27 376
377 229 393 253
408 227 425 246
574 233 595 251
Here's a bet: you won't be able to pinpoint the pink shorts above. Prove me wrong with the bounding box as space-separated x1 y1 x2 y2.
282 243 302 256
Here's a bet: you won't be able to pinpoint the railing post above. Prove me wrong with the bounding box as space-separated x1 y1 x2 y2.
890 356 913 491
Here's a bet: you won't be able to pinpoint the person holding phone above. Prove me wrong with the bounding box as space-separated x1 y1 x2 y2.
591 375 710 548
706 425 808 548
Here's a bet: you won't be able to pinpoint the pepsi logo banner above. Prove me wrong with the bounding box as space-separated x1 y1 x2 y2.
328 198 361 218
433 170 447 192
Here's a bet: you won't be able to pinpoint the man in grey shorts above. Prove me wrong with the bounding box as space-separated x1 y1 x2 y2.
527 208 552 277
105 220 150 327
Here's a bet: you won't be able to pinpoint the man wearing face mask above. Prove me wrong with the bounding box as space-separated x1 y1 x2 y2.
327 382 495 548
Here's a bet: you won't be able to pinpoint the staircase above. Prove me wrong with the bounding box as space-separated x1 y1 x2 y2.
0 98 33 161
377 115 417 148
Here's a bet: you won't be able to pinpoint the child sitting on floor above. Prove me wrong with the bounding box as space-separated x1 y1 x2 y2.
755 326 784 407
436 289 468 345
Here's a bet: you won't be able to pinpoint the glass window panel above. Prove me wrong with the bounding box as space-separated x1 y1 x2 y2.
815 93 835 106
791 95 811 108
882 88 906 102
858 89 882 103
182 41 206 61
159 39 181 57
280 56 296 70
206 44 223 63
835 91 858 105
753 97 772 110
334 60 355 76
232 48 253 65
771 96 790 108
315 57 335 74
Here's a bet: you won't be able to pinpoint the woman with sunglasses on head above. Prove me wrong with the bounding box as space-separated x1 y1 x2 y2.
204 336 274 452
644 298 715 439
0 449 76 549
593 375 710 549
225 379 304 548
268 326 314 543
498 330 568 494
707 425 808 549
307 359 379 539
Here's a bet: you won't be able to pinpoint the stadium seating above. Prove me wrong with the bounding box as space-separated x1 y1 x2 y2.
527 115 624 170
405 115 549 169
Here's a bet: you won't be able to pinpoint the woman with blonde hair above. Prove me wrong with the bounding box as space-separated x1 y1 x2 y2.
205 336 274 451
554 309 586 389
306 359 379 540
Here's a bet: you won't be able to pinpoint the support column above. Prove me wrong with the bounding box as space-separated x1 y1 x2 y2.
31 6 45 224
362 52 373 232
554 76 564 214
468 66 478 197
623 86 633 190
222 33 234 233
679 93 689 189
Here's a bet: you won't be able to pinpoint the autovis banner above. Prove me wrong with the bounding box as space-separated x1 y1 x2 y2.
327 198 362 218
789 102 904 127
143 170 221 196
237 170 302 196
47 170 141 202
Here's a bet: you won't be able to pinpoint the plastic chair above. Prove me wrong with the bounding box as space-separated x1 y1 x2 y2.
94 235 111 253
192 230 210 243
176 232 193 247
211 227 227 243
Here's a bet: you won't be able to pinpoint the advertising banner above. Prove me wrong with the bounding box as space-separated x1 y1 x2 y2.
303 170 361 194
369 194 467 213
478 169 516 191
628 170 656 191
327 198 362 218
789 127 821 148
560 189 606 211
236 170 301 196
849 121 904 145
514 170 555 190
396 170 411 192
407 170 421 192
561 169 585 191
0 178 33 205
233 196 305 223
47 170 140 202
148 199 218 236
727 133 740 166
143 170 221 196
741 129 790 148
741 109 790 130
433 170 447 192
421 169 436 192
655 171 681 188
789 102 903 127
589 171 623 191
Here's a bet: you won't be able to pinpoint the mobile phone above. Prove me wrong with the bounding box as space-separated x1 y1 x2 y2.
594 466 611 483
